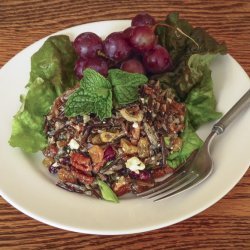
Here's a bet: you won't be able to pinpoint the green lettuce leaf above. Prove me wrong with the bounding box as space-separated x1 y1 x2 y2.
30 35 76 95
9 35 77 153
9 111 48 153
186 67 222 129
167 117 203 168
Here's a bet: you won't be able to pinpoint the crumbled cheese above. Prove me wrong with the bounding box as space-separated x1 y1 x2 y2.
140 98 145 104
52 162 60 167
83 114 90 124
58 148 64 155
55 121 63 131
125 157 145 173
68 139 80 150
48 137 55 144
132 122 139 128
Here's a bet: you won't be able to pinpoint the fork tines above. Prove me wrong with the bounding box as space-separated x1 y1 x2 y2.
137 151 199 201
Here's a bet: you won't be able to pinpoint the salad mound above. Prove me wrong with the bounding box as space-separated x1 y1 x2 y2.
9 12 227 202
43 80 189 200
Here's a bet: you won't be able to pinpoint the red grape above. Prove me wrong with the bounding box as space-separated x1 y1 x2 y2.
120 58 145 74
103 32 132 62
132 12 156 27
143 45 172 74
74 57 88 79
73 32 103 58
122 26 134 41
129 26 155 52
74 57 108 79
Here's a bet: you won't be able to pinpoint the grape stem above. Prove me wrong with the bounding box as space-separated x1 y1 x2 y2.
154 23 200 49
97 50 115 62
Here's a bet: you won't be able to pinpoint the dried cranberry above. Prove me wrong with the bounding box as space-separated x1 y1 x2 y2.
129 171 140 179
139 170 151 181
49 165 60 174
59 157 70 165
118 167 129 176
103 146 116 161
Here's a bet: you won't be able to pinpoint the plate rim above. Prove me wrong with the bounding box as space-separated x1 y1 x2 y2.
0 20 249 235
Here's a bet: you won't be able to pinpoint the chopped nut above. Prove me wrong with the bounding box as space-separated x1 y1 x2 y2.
131 125 140 141
58 168 77 183
72 171 94 184
120 138 138 155
71 153 92 172
88 145 104 164
172 137 183 152
138 137 150 158
91 134 103 144
120 108 143 122
42 157 54 168
100 131 119 143
113 176 131 196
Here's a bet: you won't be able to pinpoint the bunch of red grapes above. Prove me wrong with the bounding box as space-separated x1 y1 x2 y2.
73 13 172 79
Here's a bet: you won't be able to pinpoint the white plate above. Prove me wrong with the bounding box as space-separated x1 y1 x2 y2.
0 20 249 235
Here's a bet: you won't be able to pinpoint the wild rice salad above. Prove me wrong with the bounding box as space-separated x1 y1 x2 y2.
43 80 186 199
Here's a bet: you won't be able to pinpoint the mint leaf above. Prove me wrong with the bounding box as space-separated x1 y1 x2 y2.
65 88 93 116
94 92 112 120
81 68 111 93
65 69 112 120
97 179 119 203
65 69 148 119
109 69 148 105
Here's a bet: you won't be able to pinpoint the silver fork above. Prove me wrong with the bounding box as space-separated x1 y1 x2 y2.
137 88 250 202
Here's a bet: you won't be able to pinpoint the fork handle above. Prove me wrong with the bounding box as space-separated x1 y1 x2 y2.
213 88 250 134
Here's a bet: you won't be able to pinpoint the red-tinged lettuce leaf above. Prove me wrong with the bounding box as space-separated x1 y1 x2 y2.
154 12 225 129
153 53 218 99
154 12 227 100
156 12 193 65
155 12 227 67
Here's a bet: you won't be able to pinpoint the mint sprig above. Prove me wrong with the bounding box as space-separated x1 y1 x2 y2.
108 69 148 105
65 68 148 120
65 69 112 120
